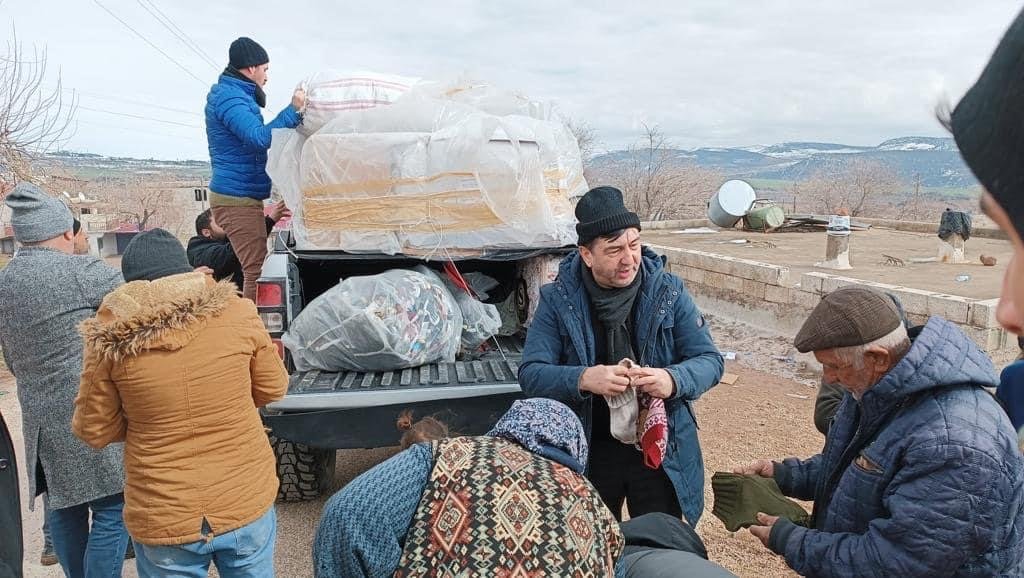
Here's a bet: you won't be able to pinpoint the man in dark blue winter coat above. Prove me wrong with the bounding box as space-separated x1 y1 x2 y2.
519 186 724 525
738 286 1024 577
205 37 304 301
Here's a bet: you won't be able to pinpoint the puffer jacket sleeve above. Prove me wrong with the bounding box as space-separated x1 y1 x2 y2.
519 290 588 405
218 98 301 151
664 282 724 401
245 305 288 407
73 339 126 448
313 443 433 578
771 443 1009 577
772 454 823 501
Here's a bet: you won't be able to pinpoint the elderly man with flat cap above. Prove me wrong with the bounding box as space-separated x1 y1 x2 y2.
734 286 1024 577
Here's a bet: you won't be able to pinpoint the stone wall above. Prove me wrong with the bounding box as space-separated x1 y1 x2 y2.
650 244 1016 361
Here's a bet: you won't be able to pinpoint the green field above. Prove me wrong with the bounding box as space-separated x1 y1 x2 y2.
742 178 980 201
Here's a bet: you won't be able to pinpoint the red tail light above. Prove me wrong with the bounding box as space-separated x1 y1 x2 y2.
272 338 285 359
256 282 283 307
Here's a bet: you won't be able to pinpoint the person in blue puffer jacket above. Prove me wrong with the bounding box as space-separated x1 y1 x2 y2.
737 286 1024 577
205 37 304 301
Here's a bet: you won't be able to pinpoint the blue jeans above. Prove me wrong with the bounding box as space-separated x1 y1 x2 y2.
134 507 277 578
47 492 129 578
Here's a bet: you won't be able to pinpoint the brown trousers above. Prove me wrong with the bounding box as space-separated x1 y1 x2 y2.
212 205 268 301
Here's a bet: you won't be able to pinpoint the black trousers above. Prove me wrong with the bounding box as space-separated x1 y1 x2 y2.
588 439 681 521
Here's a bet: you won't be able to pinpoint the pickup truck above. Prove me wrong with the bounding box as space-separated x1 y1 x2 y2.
256 232 567 500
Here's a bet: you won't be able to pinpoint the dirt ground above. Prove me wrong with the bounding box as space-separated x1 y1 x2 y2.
647 227 1011 300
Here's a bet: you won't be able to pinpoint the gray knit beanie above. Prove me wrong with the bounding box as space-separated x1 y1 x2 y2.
121 228 194 282
4 182 74 243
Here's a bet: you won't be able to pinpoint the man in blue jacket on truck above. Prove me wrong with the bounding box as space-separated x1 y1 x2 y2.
519 185 724 525
205 36 304 301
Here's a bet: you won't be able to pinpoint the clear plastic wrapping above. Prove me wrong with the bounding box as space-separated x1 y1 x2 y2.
269 75 587 254
281 269 462 372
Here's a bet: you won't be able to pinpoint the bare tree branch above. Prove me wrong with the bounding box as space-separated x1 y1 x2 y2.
791 159 904 217
591 124 721 220
0 26 77 190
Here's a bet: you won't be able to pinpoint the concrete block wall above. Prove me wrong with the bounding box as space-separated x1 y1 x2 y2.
650 244 1015 358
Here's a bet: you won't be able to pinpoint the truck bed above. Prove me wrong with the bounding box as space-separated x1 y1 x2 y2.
261 337 528 449
266 336 525 412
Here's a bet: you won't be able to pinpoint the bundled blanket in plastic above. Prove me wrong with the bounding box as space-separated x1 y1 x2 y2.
281 269 462 372
268 72 588 254
414 266 501 354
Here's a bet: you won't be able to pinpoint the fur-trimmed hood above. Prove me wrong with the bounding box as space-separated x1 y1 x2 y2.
80 272 238 361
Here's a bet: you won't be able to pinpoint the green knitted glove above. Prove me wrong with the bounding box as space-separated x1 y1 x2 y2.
711 472 811 532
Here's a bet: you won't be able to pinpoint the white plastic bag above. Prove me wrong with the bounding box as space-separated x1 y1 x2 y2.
281 269 461 372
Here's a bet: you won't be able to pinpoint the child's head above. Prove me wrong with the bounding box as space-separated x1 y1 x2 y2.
397 410 450 449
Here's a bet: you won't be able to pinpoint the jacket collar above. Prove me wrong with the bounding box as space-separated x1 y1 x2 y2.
13 245 67 258
552 247 670 364
218 74 257 97
80 272 238 361
555 246 667 300
857 316 998 418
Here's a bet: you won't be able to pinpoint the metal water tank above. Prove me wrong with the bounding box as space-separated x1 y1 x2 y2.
708 180 756 228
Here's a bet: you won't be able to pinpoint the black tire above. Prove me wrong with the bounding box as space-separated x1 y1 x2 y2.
269 435 337 502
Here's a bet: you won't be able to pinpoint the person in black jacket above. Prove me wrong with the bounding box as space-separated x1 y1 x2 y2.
187 201 288 291
0 409 22 578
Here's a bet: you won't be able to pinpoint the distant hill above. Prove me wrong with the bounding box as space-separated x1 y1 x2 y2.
42 150 211 181
592 137 977 189
43 136 977 191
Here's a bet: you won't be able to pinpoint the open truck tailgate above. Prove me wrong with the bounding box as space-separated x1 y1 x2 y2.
267 357 523 411
262 338 527 449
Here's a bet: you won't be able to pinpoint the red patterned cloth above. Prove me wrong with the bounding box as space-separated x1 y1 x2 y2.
637 393 669 469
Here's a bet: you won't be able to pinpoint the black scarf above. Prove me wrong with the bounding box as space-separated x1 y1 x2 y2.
581 265 642 364
223 66 266 108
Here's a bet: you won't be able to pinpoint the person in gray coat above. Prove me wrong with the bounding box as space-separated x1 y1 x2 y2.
0 183 128 577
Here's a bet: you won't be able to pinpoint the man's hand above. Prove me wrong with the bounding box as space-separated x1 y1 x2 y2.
194 266 214 276
748 513 779 549
291 87 306 112
629 367 675 399
270 200 291 222
733 459 775 478
579 365 630 397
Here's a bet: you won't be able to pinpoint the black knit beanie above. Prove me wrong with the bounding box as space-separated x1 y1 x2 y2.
575 186 641 246
121 228 194 282
951 7 1024 242
229 37 269 70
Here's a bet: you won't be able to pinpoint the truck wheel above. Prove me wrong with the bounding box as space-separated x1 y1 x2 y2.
270 435 337 502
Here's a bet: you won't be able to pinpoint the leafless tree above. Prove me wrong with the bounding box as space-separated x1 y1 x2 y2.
565 117 599 183
792 159 904 217
89 176 188 235
0 28 76 191
594 124 721 220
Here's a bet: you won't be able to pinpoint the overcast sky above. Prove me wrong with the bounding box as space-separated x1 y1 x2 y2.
4 1 1021 160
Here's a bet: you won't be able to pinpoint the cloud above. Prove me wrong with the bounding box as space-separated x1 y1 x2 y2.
4 0 1021 159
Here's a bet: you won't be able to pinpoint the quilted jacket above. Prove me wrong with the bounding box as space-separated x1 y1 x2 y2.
770 317 1024 577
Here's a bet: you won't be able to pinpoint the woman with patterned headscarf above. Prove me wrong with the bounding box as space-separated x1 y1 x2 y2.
313 398 623 577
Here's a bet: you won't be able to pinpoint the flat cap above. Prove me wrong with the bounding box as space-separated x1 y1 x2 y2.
794 286 902 353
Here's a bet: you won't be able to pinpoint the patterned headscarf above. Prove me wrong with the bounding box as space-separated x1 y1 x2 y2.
487 398 588 472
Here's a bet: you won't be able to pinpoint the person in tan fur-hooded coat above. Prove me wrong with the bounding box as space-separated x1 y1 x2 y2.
72 228 288 576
